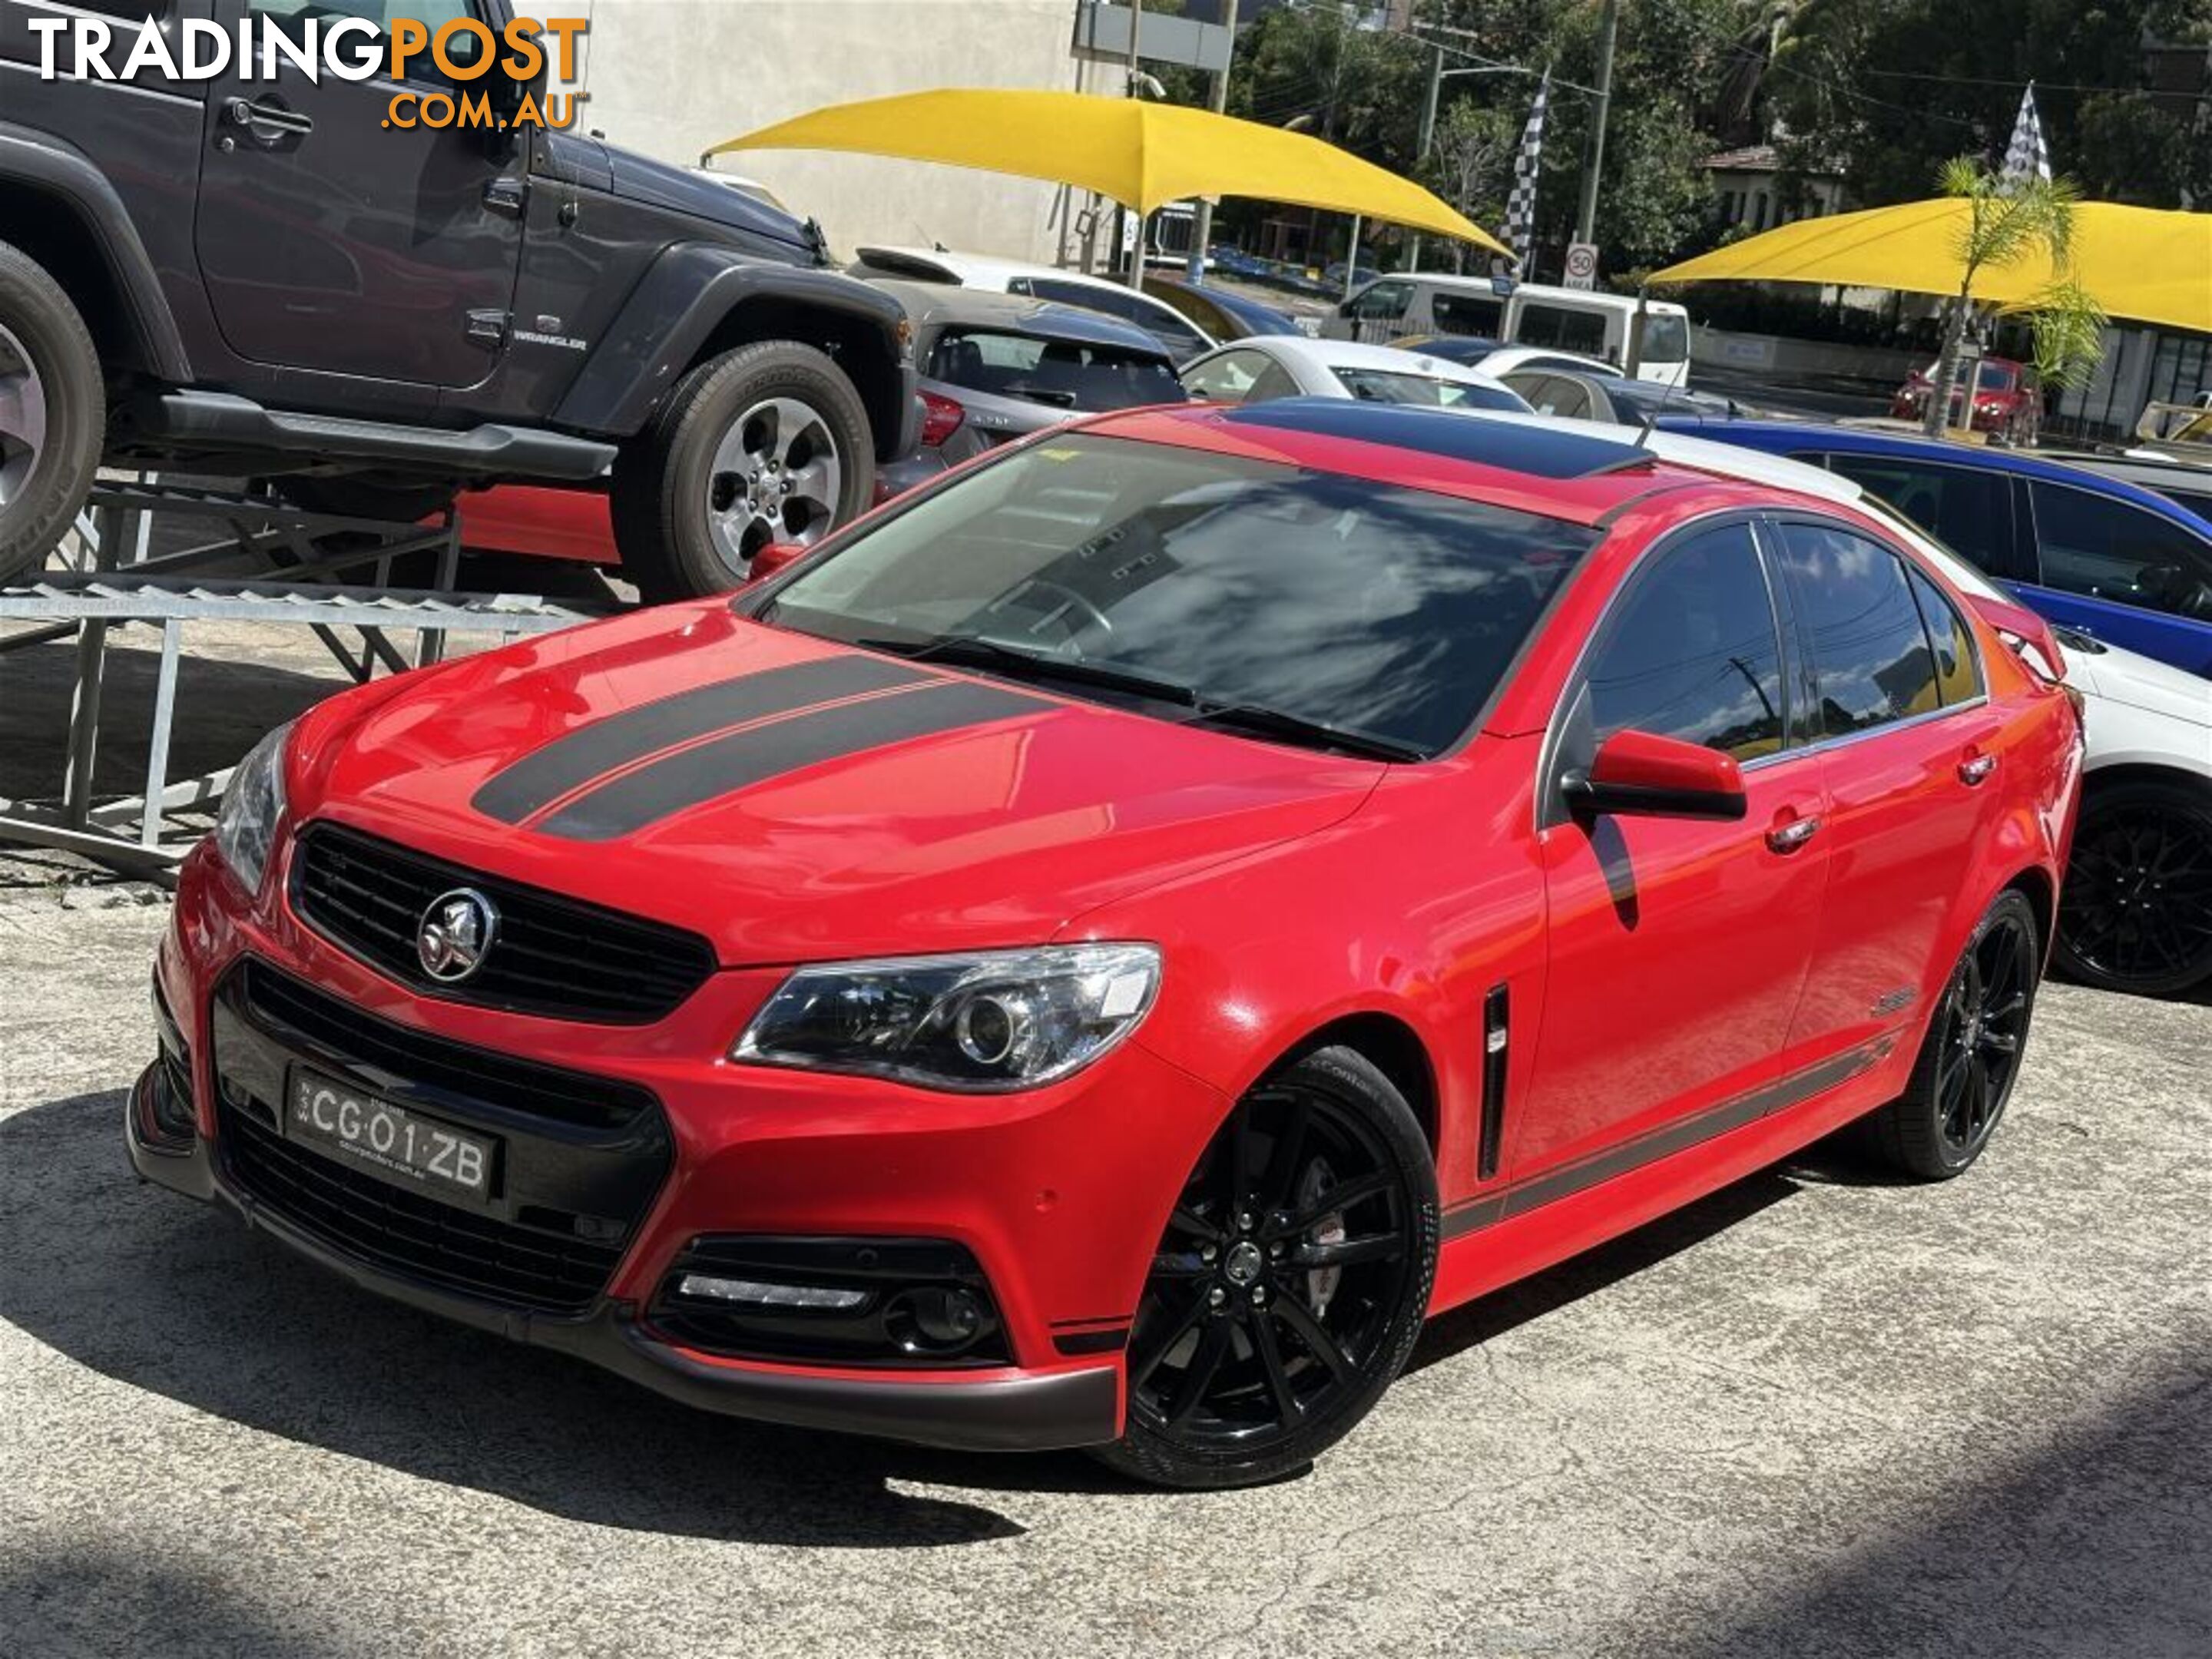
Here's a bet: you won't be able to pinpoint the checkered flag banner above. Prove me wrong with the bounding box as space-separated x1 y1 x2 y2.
1502 73 1550 267
2002 82 2051 186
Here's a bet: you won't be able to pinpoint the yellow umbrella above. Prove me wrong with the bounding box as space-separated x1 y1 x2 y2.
710 88 1510 257
1649 198 2212 335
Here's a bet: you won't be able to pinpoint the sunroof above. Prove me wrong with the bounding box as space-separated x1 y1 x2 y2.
1222 399 1655 480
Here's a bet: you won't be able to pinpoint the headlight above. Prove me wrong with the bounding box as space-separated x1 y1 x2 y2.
733 944 1161 1092
213 720 293 894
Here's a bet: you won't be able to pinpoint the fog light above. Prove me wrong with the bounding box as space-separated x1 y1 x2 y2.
677 1274 869 1311
886 1286 986 1356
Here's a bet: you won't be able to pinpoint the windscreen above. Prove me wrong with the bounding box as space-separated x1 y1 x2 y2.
757 435 1597 757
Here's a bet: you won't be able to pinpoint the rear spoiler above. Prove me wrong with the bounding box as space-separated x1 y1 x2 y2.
1965 592 2067 684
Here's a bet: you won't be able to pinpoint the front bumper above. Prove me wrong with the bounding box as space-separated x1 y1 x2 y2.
139 837 1227 1452
126 1076 1116 1449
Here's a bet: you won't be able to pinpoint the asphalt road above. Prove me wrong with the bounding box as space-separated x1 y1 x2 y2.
2 883 2207 1659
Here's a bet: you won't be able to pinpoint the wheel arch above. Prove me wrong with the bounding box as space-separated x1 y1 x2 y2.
1270 1011 1441 1161
0 125 190 382
2001 862 2057 966
555 245 915 460
2081 759 2212 805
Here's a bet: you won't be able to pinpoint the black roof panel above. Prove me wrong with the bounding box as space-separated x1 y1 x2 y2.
1221 399 1655 479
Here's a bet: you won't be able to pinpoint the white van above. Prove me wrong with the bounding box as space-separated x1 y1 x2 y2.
1323 274 1692 388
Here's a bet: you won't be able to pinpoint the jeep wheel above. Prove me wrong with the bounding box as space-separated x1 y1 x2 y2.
0 240 104 586
611 339 873 603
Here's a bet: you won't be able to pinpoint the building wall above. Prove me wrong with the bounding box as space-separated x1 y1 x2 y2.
567 0 1081 263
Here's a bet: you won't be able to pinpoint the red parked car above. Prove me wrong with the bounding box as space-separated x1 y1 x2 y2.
133 402 2083 1488
1889 356 2041 439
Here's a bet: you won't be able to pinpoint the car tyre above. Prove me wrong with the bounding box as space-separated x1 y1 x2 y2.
611 340 873 604
1093 1045 1439 1489
1869 889 2041 1181
0 239 104 586
2054 777 2212 998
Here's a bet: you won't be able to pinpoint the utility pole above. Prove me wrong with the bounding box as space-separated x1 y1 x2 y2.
1186 0 1234 280
1573 0 1619 248
1123 0 1146 288
1407 44 1443 273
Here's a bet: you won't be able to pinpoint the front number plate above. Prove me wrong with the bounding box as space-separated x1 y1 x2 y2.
286 1068 496 1207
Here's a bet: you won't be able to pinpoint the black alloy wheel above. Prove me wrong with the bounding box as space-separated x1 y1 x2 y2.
2055 779 2212 997
1094 1047 1438 1489
1870 889 2041 1180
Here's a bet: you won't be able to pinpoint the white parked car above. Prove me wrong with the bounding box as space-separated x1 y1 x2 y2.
1522 414 2212 995
847 246 1217 365
1177 335 1532 412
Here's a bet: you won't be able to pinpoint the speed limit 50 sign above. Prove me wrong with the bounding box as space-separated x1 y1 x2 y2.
1564 241 1599 290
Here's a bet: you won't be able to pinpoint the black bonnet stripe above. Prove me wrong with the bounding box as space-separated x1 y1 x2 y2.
472 655 929 825
538 679 1043 842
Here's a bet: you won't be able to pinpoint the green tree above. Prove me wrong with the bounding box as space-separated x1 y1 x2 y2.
1922 156 2094 438
1769 0 2212 210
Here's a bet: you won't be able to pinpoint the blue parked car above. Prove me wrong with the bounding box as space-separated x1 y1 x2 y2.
1661 420 2212 677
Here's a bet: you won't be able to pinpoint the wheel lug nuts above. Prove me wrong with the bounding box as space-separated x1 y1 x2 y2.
1208 1286 1227 1308
1237 1212 1254 1231
1250 1285 1267 1304
1200 1244 1217 1263
1269 1242 1283 1258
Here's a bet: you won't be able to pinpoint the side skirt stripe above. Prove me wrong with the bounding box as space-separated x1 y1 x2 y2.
539 680 1043 842
472 655 932 824
1442 1040 1886 1240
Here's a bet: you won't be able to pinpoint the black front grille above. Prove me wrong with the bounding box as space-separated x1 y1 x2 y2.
291 823 717 1025
233 959 654 1133
221 1103 624 1313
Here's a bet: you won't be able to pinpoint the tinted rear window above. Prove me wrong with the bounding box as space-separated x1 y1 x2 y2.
1433 293 1505 336
926 329 1185 412
1639 313 1690 364
1816 453 2022 581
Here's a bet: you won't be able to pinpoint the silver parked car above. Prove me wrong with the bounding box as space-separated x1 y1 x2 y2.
870 281 1187 498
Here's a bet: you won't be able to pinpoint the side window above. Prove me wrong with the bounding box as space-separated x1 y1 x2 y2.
1349 281 1413 322
1581 525 1786 762
1515 303 1608 356
1907 566 1984 706
1776 523 1942 735
1820 454 2022 581
1432 293 1503 336
247 0 482 77
2028 482 2212 618
1180 349 1271 403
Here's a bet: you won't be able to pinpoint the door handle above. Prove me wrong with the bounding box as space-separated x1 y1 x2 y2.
224 97 314 138
1766 814 1821 853
1959 753 1999 786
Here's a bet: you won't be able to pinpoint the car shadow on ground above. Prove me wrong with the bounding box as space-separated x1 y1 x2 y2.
0 1091 1928 1534
0 1088 1040 1548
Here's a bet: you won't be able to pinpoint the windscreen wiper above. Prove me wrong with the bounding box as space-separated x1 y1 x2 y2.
858 634 1200 707
1182 700 1427 763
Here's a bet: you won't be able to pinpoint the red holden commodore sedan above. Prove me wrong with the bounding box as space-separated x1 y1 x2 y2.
133 402 2082 1488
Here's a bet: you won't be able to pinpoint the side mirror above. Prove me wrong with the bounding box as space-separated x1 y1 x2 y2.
746 541 809 584
1563 729 1747 821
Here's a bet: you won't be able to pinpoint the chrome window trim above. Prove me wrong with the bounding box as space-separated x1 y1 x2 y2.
1738 692 1991 774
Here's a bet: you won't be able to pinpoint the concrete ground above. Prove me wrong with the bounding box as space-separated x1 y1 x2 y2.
2 879 2207 1657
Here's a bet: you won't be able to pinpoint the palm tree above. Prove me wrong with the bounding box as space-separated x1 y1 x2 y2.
1923 156 2088 438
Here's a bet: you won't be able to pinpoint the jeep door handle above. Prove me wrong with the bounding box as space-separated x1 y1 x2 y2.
225 97 314 137
1766 814 1821 853
1959 753 1999 786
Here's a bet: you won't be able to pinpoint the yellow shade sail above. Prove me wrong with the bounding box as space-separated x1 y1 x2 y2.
711 88 1509 257
1650 198 2212 335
